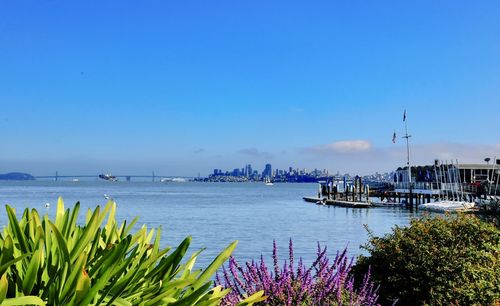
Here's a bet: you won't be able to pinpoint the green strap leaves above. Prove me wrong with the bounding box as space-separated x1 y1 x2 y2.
0 199 238 305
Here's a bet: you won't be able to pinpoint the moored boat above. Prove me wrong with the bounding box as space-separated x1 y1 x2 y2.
371 200 402 208
419 200 475 213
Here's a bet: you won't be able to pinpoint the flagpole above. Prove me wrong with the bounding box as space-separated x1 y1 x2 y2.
402 110 413 208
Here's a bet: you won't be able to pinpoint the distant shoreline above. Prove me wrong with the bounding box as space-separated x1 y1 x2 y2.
0 172 35 180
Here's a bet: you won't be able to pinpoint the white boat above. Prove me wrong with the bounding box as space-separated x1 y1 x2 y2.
161 177 187 183
420 200 475 213
371 200 402 208
419 160 476 213
265 177 274 186
172 178 187 183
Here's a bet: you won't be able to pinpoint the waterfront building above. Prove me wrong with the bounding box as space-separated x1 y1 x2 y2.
394 159 500 195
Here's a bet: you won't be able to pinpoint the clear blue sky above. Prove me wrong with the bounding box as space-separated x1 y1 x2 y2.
1 1 499 176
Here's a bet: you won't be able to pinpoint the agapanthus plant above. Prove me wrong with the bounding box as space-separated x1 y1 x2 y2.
216 240 380 306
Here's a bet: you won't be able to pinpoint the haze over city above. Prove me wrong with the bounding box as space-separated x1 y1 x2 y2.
1 1 499 176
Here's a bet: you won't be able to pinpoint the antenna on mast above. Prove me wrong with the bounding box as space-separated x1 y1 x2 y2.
402 110 412 186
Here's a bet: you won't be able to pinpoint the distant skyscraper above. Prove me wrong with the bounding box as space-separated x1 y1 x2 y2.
263 163 272 178
246 164 253 178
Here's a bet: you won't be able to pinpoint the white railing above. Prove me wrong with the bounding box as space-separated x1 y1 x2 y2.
394 182 475 193
394 182 438 190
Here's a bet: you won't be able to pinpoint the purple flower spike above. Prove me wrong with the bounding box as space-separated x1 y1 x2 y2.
215 240 380 306
288 238 294 280
272 240 280 282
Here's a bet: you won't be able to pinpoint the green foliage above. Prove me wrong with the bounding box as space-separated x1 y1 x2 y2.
354 214 500 305
0 197 245 305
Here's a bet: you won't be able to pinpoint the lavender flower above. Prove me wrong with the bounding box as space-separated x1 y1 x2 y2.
215 240 381 306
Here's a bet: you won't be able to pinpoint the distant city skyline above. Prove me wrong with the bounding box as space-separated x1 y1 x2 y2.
1 1 499 176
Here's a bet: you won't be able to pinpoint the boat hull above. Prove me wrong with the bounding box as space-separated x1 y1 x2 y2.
371 201 402 208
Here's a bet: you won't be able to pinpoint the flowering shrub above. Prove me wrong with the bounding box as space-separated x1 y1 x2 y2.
216 240 380 306
354 214 500 305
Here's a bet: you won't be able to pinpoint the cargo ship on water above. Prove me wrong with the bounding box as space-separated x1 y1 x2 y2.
99 173 118 181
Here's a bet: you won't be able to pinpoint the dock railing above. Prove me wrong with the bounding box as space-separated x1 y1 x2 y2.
394 182 478 194
394 182 437 190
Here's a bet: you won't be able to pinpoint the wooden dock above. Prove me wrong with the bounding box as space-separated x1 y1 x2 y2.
326 199 372 208
302 197 372 208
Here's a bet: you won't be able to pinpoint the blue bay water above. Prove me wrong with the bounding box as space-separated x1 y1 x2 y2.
0 181 421 268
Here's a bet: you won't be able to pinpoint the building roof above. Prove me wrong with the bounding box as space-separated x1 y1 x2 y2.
457 163 500 170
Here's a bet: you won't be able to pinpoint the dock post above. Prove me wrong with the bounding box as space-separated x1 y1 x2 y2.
409 183 414 209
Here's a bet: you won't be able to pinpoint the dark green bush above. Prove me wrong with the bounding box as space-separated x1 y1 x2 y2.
354 214 500 305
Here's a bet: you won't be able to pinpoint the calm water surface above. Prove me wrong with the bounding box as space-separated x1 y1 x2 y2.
0 181 421 267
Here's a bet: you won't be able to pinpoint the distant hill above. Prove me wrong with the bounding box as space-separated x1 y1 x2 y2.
0 172 35 180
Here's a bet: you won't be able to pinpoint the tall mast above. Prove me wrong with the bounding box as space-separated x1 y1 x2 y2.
494 159 499 197
440 161 448 200
456 159 465 201
489 156 497 195
402 110 412 187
